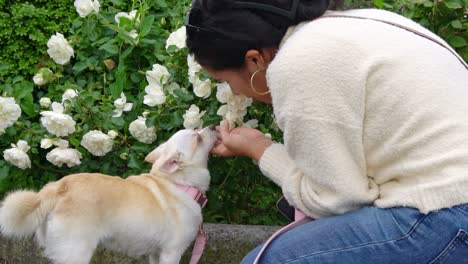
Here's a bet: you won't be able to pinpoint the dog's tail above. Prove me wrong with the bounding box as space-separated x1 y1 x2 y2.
0 184 57 238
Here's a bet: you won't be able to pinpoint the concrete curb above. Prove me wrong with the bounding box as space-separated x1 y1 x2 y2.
0 223 280 264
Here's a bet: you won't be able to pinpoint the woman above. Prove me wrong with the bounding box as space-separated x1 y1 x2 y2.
186 0 468 263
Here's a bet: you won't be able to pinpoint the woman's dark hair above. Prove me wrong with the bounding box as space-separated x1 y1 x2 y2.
186 0 341 70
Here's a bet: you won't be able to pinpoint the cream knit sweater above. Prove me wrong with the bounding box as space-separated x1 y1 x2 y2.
260 9 468 219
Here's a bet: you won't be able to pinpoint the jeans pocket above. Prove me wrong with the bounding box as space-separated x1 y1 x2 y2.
429 229 468 264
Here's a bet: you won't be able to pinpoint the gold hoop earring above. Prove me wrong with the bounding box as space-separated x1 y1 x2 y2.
250 69 270 96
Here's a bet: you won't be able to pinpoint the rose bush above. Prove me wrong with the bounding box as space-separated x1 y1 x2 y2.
0 0 284 225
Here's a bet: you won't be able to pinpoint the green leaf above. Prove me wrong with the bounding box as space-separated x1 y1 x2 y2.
113 67 126 98
20 100 35 117
111 116 125 129
451 20 463 29
69 137 81 148
72 61 88 73
0 162 9 180
146 115 157 128
372 0 383 8
127 152 141 169
121 46 135 60
140 15 155 38
155 0 168 8
444 1 462 9
99 40 119 55
14 82 34 101
0 63 9 73
449 36 467 48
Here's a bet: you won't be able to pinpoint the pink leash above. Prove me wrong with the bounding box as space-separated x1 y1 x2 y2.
253 209 313 264
176 184 208 264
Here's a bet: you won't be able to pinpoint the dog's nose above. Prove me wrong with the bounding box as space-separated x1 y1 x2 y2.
209 125 216 131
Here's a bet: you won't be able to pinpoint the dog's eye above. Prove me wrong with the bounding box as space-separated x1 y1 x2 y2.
196 134 203 142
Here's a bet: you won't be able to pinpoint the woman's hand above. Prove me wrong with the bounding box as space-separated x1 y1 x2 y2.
211 121 273 161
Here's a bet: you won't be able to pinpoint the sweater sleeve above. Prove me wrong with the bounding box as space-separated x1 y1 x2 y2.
259 121 378 219
260 21 380 218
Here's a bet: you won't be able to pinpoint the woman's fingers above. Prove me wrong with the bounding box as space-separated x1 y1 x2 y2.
218 121 231 139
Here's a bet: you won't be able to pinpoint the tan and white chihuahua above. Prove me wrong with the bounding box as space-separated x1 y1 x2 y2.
0 126 217 264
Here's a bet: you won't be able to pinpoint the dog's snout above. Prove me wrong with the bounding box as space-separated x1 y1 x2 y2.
209 125 216 131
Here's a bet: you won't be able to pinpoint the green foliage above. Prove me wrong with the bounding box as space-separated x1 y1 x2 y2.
347 0 468 60
0 0 286 226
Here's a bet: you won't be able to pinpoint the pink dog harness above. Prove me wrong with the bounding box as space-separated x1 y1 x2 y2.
176 184 208 264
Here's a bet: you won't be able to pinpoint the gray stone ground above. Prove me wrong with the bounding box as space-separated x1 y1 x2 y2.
0 223 280 264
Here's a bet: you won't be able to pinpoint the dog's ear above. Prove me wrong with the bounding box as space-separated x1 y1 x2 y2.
159 152 183 174
145 143 166 163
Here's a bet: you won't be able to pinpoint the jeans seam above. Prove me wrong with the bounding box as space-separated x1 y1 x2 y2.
389 209 405 233
283 213 429 263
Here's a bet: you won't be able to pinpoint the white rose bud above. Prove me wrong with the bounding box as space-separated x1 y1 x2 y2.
39 97 52 108
62 89 79 102
107 130 118 139
40 138 56 149
33 72 46 86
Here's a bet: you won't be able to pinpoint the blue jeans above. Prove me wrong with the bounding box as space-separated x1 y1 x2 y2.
242 204 468 264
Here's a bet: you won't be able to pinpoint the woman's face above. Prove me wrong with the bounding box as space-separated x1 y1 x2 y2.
203 49 275 104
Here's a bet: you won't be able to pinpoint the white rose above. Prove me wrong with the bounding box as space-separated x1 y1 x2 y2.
216 82 233 104
3 140 31 170
229 95 253 110
0 96 22 132
143 84 166 106
217 105 241 127
107 130 118 139
46 140 82 167
112 93 133 117
62 89 79 102
40 138 56 149
33 72 46 86
40 102 76 137
115 10 140 26
166 26 186 50
129 116 157 144
146 64 170 86
74 0 100 17
187 54 202 75
183 105 205 129
217 94 253 127
128 29 138 40
242 119 259 128
39 97 51 108
33 68 53 86
193 78 212 98
81 130 113 156
47 33 74 65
